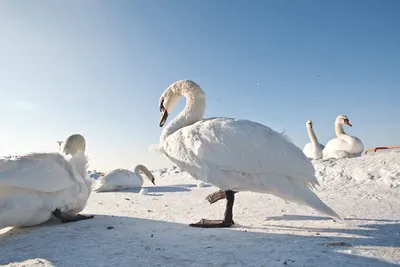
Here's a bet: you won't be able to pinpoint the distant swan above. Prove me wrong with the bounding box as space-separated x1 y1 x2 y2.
323 115 364 159
302 120 325 160
0 134 93 229
156 80 341 228
95 164 155 192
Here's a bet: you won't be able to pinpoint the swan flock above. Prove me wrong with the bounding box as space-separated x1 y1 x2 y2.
1 79 366 230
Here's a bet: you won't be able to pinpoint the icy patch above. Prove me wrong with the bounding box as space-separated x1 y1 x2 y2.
197 181 207 188
139 188 148 195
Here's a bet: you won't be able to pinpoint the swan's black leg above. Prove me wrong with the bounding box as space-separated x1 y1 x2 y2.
206 190 238 204
190 190 235 228
53 209 94 223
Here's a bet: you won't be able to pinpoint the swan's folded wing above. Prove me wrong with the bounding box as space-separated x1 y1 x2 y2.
0 153 76 192
101 169 140 186
165 118 318 185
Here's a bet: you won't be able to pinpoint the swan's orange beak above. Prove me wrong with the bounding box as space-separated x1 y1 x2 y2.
151 177 156 185
344 119 352 127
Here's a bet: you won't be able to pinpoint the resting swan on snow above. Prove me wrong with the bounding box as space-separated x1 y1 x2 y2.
95 164 155 192
156 80 341 228
0 134 93 229
322 115 364 159
302 120 325 160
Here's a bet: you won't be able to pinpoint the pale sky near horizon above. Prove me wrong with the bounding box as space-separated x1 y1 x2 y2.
1 1 399 171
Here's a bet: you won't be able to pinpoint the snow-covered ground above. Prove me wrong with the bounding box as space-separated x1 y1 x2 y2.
1 151 399 267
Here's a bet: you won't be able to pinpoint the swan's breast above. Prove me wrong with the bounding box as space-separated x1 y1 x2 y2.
63 180 92 215
337 135 364 152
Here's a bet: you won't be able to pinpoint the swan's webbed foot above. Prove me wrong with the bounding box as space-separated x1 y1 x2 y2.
53 209 94 223
206 190 238 204
189 219 234 228
191 190 236 228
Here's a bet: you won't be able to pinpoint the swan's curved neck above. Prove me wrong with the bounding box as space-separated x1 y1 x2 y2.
134 165 152 182
160 89 205 143
307 126 319 144
335 123 346 136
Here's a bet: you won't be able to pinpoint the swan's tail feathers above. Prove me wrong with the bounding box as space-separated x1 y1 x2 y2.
69 153 89 179
300 189 343 221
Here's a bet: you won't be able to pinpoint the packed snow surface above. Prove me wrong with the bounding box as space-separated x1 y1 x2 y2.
1 151 399 266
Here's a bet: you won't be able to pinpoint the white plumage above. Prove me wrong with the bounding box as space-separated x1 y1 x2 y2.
323 115 364 159
95 165 155 192
156 80 342 228
0 135 93 229
302 120 325 160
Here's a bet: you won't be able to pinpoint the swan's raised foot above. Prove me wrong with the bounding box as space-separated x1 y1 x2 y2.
53 209 94 223
206 190 238 204
189 219 234 228
206 190 226 204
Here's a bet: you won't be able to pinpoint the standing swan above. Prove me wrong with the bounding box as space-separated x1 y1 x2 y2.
157 80 341 228
95 164 155 192
302 120 325 160
322 115 364 159
0 134 93 229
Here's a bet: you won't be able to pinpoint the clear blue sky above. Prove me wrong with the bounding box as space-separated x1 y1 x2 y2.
1 1 399 171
